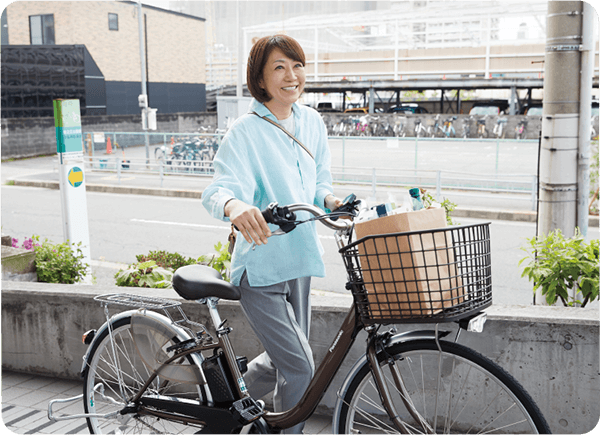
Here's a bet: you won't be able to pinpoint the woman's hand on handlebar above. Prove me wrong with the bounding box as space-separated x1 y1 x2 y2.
225 199 272 245
325 194 356 220
325 194 344 212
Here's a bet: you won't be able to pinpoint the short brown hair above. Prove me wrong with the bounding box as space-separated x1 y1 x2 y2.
246 35 306 103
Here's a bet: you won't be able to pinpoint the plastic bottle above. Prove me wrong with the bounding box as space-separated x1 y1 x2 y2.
409 187 424 211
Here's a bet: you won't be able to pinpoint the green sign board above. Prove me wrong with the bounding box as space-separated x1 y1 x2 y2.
53 99 83 154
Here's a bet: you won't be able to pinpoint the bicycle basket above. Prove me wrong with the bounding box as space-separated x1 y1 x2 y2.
341 222 492 324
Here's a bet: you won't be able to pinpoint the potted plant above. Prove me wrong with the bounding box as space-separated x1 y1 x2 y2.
519 228 599 307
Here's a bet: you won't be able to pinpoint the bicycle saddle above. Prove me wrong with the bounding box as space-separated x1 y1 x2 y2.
173 264 241 301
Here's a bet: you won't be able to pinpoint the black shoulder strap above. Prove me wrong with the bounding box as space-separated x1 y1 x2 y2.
252 112 315 160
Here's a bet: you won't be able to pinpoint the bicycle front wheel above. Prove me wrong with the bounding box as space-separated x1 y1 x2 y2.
83 315 207 434
335 339 550 434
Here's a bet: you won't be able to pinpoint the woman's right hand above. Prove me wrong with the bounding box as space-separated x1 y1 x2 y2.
225 199 272 245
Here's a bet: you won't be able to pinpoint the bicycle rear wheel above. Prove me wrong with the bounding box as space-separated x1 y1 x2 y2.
335 339 550 434
83 315 207 434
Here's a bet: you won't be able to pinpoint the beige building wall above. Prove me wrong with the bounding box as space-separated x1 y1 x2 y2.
305 44 551 79
6 1 205 84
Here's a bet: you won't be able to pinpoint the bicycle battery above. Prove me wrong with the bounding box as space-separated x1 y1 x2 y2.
202 352 248 404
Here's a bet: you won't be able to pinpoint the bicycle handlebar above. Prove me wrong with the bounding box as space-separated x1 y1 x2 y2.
262 201 355 233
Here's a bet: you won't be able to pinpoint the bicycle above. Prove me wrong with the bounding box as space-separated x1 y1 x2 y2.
461 115 473 139
515 117 528 140
430 114 443 138
493 116 508 139
477 115 489 139
441 116 457 138
48 198 551 434
414 118 429 137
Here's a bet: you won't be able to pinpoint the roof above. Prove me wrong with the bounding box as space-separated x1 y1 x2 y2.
121 1 205 21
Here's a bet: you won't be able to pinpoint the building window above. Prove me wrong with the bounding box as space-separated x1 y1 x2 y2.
108 13 118 31
29 14 55 45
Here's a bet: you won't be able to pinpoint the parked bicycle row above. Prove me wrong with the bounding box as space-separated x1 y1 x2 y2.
327 113 598 140
154 130 223 169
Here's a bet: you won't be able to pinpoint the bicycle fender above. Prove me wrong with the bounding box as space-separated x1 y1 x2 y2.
80 309 198 376
331 329 450 433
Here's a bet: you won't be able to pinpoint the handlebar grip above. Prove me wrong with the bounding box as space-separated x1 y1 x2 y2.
262 207 274 224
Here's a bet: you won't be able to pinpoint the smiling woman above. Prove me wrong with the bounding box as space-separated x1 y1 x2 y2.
201 34 348 434
257 47 306 120
246 35 306 119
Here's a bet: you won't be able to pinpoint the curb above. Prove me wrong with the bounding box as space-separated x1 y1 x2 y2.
9 178 203 199
7 178 600 227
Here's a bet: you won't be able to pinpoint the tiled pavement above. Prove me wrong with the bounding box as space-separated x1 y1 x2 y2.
2 371 89 434
1 370 333 434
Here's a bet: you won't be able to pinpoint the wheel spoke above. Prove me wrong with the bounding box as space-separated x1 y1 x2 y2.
337 340 548 434
84 317 206 434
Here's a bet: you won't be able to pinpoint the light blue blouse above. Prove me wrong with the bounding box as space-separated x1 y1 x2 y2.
201 99 334 287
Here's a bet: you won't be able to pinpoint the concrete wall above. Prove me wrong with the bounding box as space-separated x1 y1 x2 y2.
0 112 217 159
2 280 598 434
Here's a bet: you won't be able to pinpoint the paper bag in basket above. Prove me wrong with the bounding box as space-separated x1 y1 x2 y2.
354 207 464 319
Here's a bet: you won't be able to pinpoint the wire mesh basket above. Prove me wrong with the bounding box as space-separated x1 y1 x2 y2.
341 222 492 324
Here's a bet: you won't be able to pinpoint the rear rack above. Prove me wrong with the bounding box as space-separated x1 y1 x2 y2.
94 293 182 310
94 293 209 340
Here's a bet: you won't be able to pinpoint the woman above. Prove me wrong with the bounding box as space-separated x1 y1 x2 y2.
201 34 343 434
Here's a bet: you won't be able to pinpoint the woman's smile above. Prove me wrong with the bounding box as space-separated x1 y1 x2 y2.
259 48 306 119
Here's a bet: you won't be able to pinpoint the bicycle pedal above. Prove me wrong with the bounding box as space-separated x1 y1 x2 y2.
230 397 265 425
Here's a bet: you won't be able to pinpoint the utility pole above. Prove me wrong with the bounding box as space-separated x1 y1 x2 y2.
538 1 589 240
137 0 150 165
537 1 596 306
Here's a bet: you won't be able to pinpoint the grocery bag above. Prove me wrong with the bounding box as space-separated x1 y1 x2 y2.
354 207 464 319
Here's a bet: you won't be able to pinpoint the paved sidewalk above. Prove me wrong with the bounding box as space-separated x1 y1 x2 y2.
1 370 333 434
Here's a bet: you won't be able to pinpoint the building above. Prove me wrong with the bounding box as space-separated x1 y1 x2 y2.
169 0 377 90
1 1 206 118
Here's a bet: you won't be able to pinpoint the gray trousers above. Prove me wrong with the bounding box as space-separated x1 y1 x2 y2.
238 273 314 434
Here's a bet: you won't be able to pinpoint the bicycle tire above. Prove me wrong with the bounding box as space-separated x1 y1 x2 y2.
83 315 208 434
335 339 550 434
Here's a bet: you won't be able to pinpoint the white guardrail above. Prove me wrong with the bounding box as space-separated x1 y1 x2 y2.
81 153 538 211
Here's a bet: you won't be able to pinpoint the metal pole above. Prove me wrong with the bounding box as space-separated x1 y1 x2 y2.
577 2 595 238
137 0 149 165
314 26 319 81
537 1 582 239
236 1 243 97
371 168 377 201
436 170 441 202
117 156 121 185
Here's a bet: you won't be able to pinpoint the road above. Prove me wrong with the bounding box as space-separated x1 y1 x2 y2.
4 184 596 306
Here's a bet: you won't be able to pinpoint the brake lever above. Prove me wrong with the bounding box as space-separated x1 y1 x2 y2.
263 202 297 233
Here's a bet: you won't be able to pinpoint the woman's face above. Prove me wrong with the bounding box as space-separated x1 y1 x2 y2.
259 47 306 118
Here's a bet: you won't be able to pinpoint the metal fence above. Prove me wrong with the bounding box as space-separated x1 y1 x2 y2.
82 149 538 210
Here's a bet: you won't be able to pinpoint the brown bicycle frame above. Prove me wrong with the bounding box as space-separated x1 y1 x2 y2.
263 304 363 431
126 303 371 432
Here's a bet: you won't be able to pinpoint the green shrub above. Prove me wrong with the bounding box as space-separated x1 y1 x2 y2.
117 244 232 288
519 228 599 307
114 260 173 288
198 242 231 282
32 236 89 284
136 250 197 271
